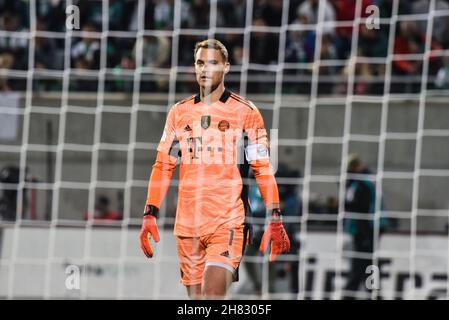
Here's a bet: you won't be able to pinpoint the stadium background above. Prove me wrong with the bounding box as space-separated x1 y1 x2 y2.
0 0 449 299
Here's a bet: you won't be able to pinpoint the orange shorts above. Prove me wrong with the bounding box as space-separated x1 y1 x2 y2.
176 224 246 286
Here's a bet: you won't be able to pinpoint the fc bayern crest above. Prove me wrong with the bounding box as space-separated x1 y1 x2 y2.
218 120 230 132
201 115 211 129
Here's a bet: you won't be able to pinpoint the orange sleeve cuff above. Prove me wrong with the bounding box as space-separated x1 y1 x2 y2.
251 159 280 209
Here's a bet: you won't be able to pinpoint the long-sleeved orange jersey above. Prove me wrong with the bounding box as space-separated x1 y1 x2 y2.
146 89 279 237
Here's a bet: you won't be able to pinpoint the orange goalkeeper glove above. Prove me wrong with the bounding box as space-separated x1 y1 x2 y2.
139 204 160 258
259 208 291 262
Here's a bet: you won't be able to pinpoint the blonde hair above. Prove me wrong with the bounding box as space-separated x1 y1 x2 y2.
194 39 229 63
347 153 361 170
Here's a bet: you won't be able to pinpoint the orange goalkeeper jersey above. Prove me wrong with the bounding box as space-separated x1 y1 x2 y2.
146 89 279 237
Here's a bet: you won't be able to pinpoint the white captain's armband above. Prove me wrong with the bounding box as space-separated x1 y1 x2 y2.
245 143 269 162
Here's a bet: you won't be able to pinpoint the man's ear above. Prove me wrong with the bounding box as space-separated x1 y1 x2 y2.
224 62 230 75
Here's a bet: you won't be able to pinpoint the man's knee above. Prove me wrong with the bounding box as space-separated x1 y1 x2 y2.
202 286 226 299
186 284 202 300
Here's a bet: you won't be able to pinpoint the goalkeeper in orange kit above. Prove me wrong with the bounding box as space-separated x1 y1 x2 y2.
139 39 290 299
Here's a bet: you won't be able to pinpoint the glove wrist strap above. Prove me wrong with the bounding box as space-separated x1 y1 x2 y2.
143 204 159 219
270 208 282 221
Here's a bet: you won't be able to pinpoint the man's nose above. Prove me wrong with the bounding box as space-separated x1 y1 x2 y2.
202 63 212 71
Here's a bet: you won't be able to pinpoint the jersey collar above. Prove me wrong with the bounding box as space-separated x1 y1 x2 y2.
194 89 231 104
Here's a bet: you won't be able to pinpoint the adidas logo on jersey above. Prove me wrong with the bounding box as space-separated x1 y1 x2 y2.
220 251 230 258
184 124 192 132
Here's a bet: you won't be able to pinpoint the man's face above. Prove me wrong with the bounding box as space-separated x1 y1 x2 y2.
194 48 229 92
347 163 362 174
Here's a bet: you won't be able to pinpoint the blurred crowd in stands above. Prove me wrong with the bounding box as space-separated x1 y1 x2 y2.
2 0 449 94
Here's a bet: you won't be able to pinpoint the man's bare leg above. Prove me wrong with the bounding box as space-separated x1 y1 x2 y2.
186 284 202 300
202 265 233 299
